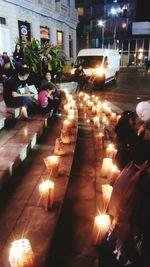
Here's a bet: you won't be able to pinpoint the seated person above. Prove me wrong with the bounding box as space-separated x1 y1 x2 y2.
13 43 24 70
3 66 40 118
38 83 61 117
0 60 14 83
40 72 61 112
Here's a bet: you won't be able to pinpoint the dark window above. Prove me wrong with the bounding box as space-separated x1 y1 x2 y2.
69 35 73 58
75 56 103 68
0 17 6 25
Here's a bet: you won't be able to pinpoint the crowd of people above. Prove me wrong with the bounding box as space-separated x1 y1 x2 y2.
98 105 150 267
0 45 64 119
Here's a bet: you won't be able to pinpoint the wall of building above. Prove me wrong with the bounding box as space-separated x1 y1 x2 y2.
0 0 78 60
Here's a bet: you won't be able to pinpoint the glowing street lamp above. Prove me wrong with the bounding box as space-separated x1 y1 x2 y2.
98 20 105 48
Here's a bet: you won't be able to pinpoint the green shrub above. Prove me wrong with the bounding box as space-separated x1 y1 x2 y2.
23 39 66 81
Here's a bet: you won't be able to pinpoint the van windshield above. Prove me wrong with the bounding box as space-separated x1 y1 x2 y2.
75 56 103 68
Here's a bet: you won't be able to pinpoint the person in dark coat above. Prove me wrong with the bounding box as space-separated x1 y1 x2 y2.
99 140 150 267
115 110 145 170
13 43 24 70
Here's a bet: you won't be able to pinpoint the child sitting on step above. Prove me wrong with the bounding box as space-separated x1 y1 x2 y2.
38 83 61 117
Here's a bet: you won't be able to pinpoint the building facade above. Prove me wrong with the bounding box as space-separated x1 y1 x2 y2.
0 0 78 60
76 0 150 66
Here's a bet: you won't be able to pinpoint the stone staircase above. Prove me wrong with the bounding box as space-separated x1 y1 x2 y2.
0 90 78 267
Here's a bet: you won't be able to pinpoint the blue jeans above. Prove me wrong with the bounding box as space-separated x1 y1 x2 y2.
6 96 39 115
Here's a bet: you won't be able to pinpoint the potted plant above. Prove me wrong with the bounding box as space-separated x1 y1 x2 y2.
23 39 66 83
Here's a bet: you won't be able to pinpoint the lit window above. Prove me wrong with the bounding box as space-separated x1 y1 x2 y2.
57 31 63 49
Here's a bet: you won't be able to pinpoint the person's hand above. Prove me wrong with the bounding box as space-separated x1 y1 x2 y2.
137 123 145 136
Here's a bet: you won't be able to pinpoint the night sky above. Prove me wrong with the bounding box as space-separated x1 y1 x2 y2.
136 0 150 21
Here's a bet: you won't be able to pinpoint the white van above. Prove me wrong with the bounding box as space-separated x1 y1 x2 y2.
71 48 120 88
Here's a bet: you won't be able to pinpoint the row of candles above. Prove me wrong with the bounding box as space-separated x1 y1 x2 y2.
9 89 78 267
77 91 121 246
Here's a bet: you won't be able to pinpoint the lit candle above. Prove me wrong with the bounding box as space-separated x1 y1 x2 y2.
44 155 60 177
92 214 111 245
80 103 83 109
102 184 113 211
105 106 111 115
39 180 55 210
91 105 96 115
102 102 109 113
67 114 76 127
54 138 65 156
101 158 113 178
110 112 117 123
64 103 71 113
62 119 72 134
109 164 120 185
106 144 117 159
78 92 84 100
67 95 73 101
61 130 71 144
70 100 76 109
93 116 100 128
96 132 104 149
9 238 35 267
68 109 76 116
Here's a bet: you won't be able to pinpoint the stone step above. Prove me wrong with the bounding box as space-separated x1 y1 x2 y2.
0 107 78 267
0 116 48 191
0 100 20 130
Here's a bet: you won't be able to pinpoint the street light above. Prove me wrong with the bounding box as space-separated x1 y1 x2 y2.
98 20 105 48
110 8 117 49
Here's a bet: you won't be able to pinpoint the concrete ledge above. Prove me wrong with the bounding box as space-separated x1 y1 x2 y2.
57 81 78 94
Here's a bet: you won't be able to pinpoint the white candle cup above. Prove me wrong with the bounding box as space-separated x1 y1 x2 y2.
70 100 76 109
78 92 84 100
63 103 71 113
101 158 113 178
106 144 117 159
92 214 111 246
67 115 76 127
44 155 60 177
61 130 71 144
39 180 55 210
62 119 72 134
96 132 104 150
93 116 100 128
68 109 76 116
110 112 117 123
91 105 97 115
9 238 35 267
102 184 113 212
54 138 65 156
